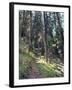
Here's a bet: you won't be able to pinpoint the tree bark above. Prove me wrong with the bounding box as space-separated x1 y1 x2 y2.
41 12 48 62
29 11 32 51
56 12 64 63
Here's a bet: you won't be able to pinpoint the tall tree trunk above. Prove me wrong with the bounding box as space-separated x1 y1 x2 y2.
41 12 48 62
19 11 22 40
56 13 64 41
44 12 49 63
29 11 32 51
56 12 64 63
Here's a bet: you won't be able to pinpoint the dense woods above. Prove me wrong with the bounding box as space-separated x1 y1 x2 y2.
19 10 64 79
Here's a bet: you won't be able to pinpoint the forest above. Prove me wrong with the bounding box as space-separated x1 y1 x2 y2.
19 10 64 79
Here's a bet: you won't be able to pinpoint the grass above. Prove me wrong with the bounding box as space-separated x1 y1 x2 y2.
19 40 64 79
19 51 34 79
36 59 64 77
36 63 57 77
19 40 36 79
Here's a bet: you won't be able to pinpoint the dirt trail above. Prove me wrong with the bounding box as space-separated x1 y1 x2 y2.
29 60 42 78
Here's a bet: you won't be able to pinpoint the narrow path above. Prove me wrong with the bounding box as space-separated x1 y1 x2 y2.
29 60 42 78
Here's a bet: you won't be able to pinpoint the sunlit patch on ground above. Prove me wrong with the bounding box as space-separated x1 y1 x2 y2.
36 57 47 64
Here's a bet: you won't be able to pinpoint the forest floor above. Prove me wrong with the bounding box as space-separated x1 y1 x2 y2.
28 60 43 78
19 40 64 79
29 57 64 78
